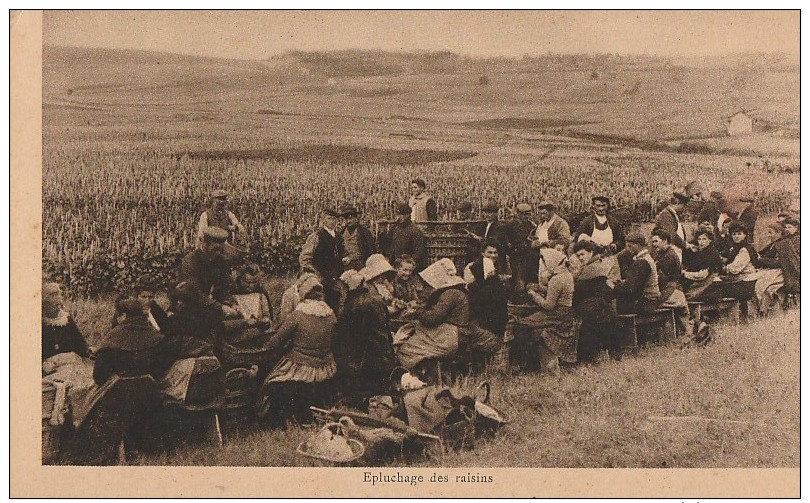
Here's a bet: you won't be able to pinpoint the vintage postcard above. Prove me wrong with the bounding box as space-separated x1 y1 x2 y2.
11 9 800 498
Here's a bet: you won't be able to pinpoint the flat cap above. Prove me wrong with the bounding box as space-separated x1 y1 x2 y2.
323 207 341 217
538 200 555 211
411 178 427 188
516 203 532 213
591 195 611 205
212 189 229 199
339 204 359 217
203 226 230 242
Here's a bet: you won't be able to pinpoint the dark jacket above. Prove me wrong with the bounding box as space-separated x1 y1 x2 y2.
466 219 508 269
759 234 800 291
341 224 376 271
737 205 759 242
614 252 659 314
654 207 688 250
384 220 428 271
42 316 90 361
93 316 181 385
300 228 344 282
178 249 232 307
575 214 625 253
683 244 724 274
112 301 168 331
652 246 682 301
465 258 509 336
335 288 396 375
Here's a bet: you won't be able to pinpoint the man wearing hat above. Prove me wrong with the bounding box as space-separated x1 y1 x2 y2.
196 189 245 249
698 191 725 229
408 178 438 223
531 200 572 249
178 226 234 312
608 232 661 315
503 202 538 290
575 196 625 254
382 203 428 271
339 204 376 271
654 191 690 257
300 207 346 311
735 196 759 243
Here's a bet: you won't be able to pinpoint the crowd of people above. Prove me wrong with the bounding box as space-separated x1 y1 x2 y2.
42 179 800 458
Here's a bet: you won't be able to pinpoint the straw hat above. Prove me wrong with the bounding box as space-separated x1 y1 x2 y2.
360 254 395 282
419 258 465 290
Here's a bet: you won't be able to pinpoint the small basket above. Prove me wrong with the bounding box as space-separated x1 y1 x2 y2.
297 422 365 465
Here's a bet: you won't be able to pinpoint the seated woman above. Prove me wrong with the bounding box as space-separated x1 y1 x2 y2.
361 254 402 316
334 270 396 409
754 222 798 314
161 281 217 357
511 248 576 373
42 281 98 429
650 228 690 337
682 229 725 303
720 222 759 306
219 265 276 369
93 298 182 386
393 258 500 380
571 240 620 363
392 255 426 308
463 239 509 338
255 276 338 428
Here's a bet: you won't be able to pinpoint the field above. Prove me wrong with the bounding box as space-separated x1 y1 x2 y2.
43 47 799 296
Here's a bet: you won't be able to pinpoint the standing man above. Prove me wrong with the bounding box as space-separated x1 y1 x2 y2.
339 204 376 272
575 196 625 254
654 191 690 259
408 178 438 223
531 200 572 248
299 207 345 311
197 189 245 248
503 203 537 291
384 203 428 271
736 197 759 244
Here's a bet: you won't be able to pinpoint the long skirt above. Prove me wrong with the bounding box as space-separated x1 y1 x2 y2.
513 306 576 364
255 356 337 427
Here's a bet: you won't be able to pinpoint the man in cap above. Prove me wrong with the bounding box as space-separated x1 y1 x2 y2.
196 189 245 249
654 191 690 257
338 204 376 271
408 178 438 223
608 232 660 315
735 196 759 243
698 191 725 229
382 203 428 271
299 207 346 311
503 203 538 291
575 196 625 254
456 200 474 221
531 200 572 251
178 226 235 312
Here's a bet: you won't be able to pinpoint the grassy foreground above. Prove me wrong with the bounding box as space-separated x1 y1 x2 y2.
84 307 797 468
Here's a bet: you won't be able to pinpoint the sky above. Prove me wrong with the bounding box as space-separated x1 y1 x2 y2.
43 10 800 60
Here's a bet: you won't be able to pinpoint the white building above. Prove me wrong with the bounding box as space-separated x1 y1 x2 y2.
726 112 753 136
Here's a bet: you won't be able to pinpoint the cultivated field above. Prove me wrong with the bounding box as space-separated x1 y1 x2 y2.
43 47 799 296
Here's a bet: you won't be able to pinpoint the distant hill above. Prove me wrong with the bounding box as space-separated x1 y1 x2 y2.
43 46 799 149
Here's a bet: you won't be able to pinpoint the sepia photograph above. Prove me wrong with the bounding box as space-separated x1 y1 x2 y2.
11 8 801 497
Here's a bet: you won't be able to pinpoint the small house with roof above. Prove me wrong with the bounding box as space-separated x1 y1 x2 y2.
726 111 753 136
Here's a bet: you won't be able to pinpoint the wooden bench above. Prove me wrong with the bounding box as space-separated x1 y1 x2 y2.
617 308 677 347
688 298 740 325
